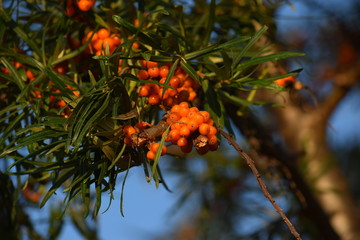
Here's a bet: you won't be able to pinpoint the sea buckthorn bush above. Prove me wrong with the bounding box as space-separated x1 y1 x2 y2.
0 1 304 235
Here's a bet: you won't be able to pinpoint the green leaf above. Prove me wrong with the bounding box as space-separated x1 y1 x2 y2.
232 25 268 70
112 15 161 49
151 125 170 182
202 80 223 127
234 51 305 72
40 168 76 208
202 0 216 47
184 36 250 60
180 60 200 84
0 57 25 89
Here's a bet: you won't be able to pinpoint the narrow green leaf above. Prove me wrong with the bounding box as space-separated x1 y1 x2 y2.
202 0 216 47
180 60 200 84
40 168 76 208
0 57 25 89
232 25 268 70
120 158 131 217
234 51 305 72
151 125 170 185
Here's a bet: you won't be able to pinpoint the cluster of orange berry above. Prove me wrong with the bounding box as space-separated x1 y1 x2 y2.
122 101 219 161
82 28 122 56
122 121 152 146
165 102 218 155
1 61 40 97
1 61 79 118
137 61 201 106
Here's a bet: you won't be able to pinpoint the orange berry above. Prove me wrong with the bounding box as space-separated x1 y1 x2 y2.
92 39 104 51
134 121 151 131
209 142 219 151
179 102 190 108
77 0 94 11
169 76 181 88
150 142 167 156
166 112 181 125
178 107 190 117
56 100 66 108
188 91 197 101
111 34 122 46
140 60 158 68
193 113 205 125
179 117 190 125
26 70 35 81
171 122 181 130
166 129 180 143
274 76 296 87
146 61 158 68
148 94 160 105
199 123 211 135
124 136 132 145
148 67 160 78
208 126 217 136
177 137 188 147
137 69 149 80
208 135 218 146
199 111 210 123
33 90 41 98
163 97 174 106
189 107 199 112
123 125 137 137
132 42 139 49
97 28 110 39
166 88 177 97
159 65 169 78
139 85 150 97
187 119 199 132
102 38 115 51
146 150 156 160
170 104 181 113
207 119 214 126
179 126 191 137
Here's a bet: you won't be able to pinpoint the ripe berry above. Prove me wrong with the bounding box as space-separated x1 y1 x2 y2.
137 69 149 80
159 65 169 78
177 137 188 147
166 129 181 143
193 113 205 125
199 123 211 135
148 94 160 105
146 150 156 160
148 67 160 78
123 125 137 137
166 112 181 125
171 104 181 113
97 28 110 39
208 125 217 136
178 107 190 117
199 111 210 123
187 119 199 132
139 85 150 97
179 126 191 138
77 0 94 11
151 143 167 156
179 102 190 108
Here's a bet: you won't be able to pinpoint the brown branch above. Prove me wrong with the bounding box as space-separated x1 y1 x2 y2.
219 128 302 240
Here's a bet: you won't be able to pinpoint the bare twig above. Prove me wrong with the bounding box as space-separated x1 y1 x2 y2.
219 128 302 240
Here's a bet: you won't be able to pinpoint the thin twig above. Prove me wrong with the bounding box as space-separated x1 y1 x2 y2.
219 128 302 240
